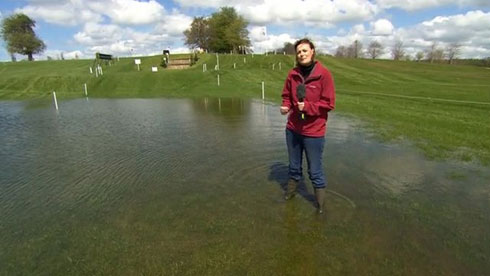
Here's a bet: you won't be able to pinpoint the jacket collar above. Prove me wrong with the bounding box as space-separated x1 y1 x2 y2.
292 61 321 81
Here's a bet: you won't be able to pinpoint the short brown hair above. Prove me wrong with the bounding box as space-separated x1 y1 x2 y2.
294 38 316 62
294 38 315 52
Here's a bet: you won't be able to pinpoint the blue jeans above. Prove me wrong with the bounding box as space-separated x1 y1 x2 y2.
286 128 326 188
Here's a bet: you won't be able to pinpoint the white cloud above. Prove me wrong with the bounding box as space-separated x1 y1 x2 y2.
174 0 255 8
249 26 268 42
18 0 166 26
73 22 184 56
15 0 190 57
371 19 394 35
406 10 490 45
375 0 490 11
174 0 377 27
153 12 193 36
87 0 165 25
63 50 83 59
74 23 125 46
37 49 84 60
16 2 102 25
250 31 296 53
239 0 378 26
352 24 366 34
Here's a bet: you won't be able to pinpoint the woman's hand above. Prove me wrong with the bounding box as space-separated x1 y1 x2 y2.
280 106 290 115
297 102 305 111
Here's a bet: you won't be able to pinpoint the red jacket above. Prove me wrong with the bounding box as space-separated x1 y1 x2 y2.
281 61 335 137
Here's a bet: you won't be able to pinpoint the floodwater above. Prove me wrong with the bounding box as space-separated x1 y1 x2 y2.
0 98 489 275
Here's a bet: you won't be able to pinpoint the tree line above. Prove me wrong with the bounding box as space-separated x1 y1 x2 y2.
334 39 465 64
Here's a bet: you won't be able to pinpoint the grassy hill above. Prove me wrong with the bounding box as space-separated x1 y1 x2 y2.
1 53 489 164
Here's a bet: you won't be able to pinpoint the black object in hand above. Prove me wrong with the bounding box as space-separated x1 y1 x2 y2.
296 84 305 101
296 84 306 120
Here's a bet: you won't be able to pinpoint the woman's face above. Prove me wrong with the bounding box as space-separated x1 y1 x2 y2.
296 43 314 66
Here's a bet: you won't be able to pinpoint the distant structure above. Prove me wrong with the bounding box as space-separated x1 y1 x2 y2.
166 57 192 69
96 52 112 61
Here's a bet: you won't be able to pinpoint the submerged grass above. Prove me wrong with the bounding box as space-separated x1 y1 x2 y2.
1 54 489 164
1 97 489 275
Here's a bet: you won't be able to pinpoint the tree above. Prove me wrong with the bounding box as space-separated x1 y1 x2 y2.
433 48 445 62
415 51 424 62
426 42 443 63
485 57 490 67
281 42 296 55
335 46 347 58
208 7 250 53
184 7 250 53
183 16 210 52
367 40 383 59
1 13 46 61
446 43 461 64
347 40 362 58
391 40 405 60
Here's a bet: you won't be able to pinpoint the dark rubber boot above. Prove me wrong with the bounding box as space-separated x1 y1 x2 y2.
315 188 326 214
284 179 298 200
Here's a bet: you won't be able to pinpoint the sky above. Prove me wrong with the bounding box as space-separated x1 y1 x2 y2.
1 0 489 61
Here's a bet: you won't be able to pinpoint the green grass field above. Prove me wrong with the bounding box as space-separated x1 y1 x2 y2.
1 53 489 164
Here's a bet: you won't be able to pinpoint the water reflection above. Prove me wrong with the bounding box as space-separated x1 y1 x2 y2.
0 98 489 274
193 97 250 117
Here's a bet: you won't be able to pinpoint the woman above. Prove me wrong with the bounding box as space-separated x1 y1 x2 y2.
280 38 336 214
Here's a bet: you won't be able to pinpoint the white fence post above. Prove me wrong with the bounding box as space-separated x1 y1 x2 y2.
216 53 219 70
261 82 265 100
53 91 58 110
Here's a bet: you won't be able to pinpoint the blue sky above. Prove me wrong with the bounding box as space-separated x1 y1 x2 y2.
1 0 489 61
